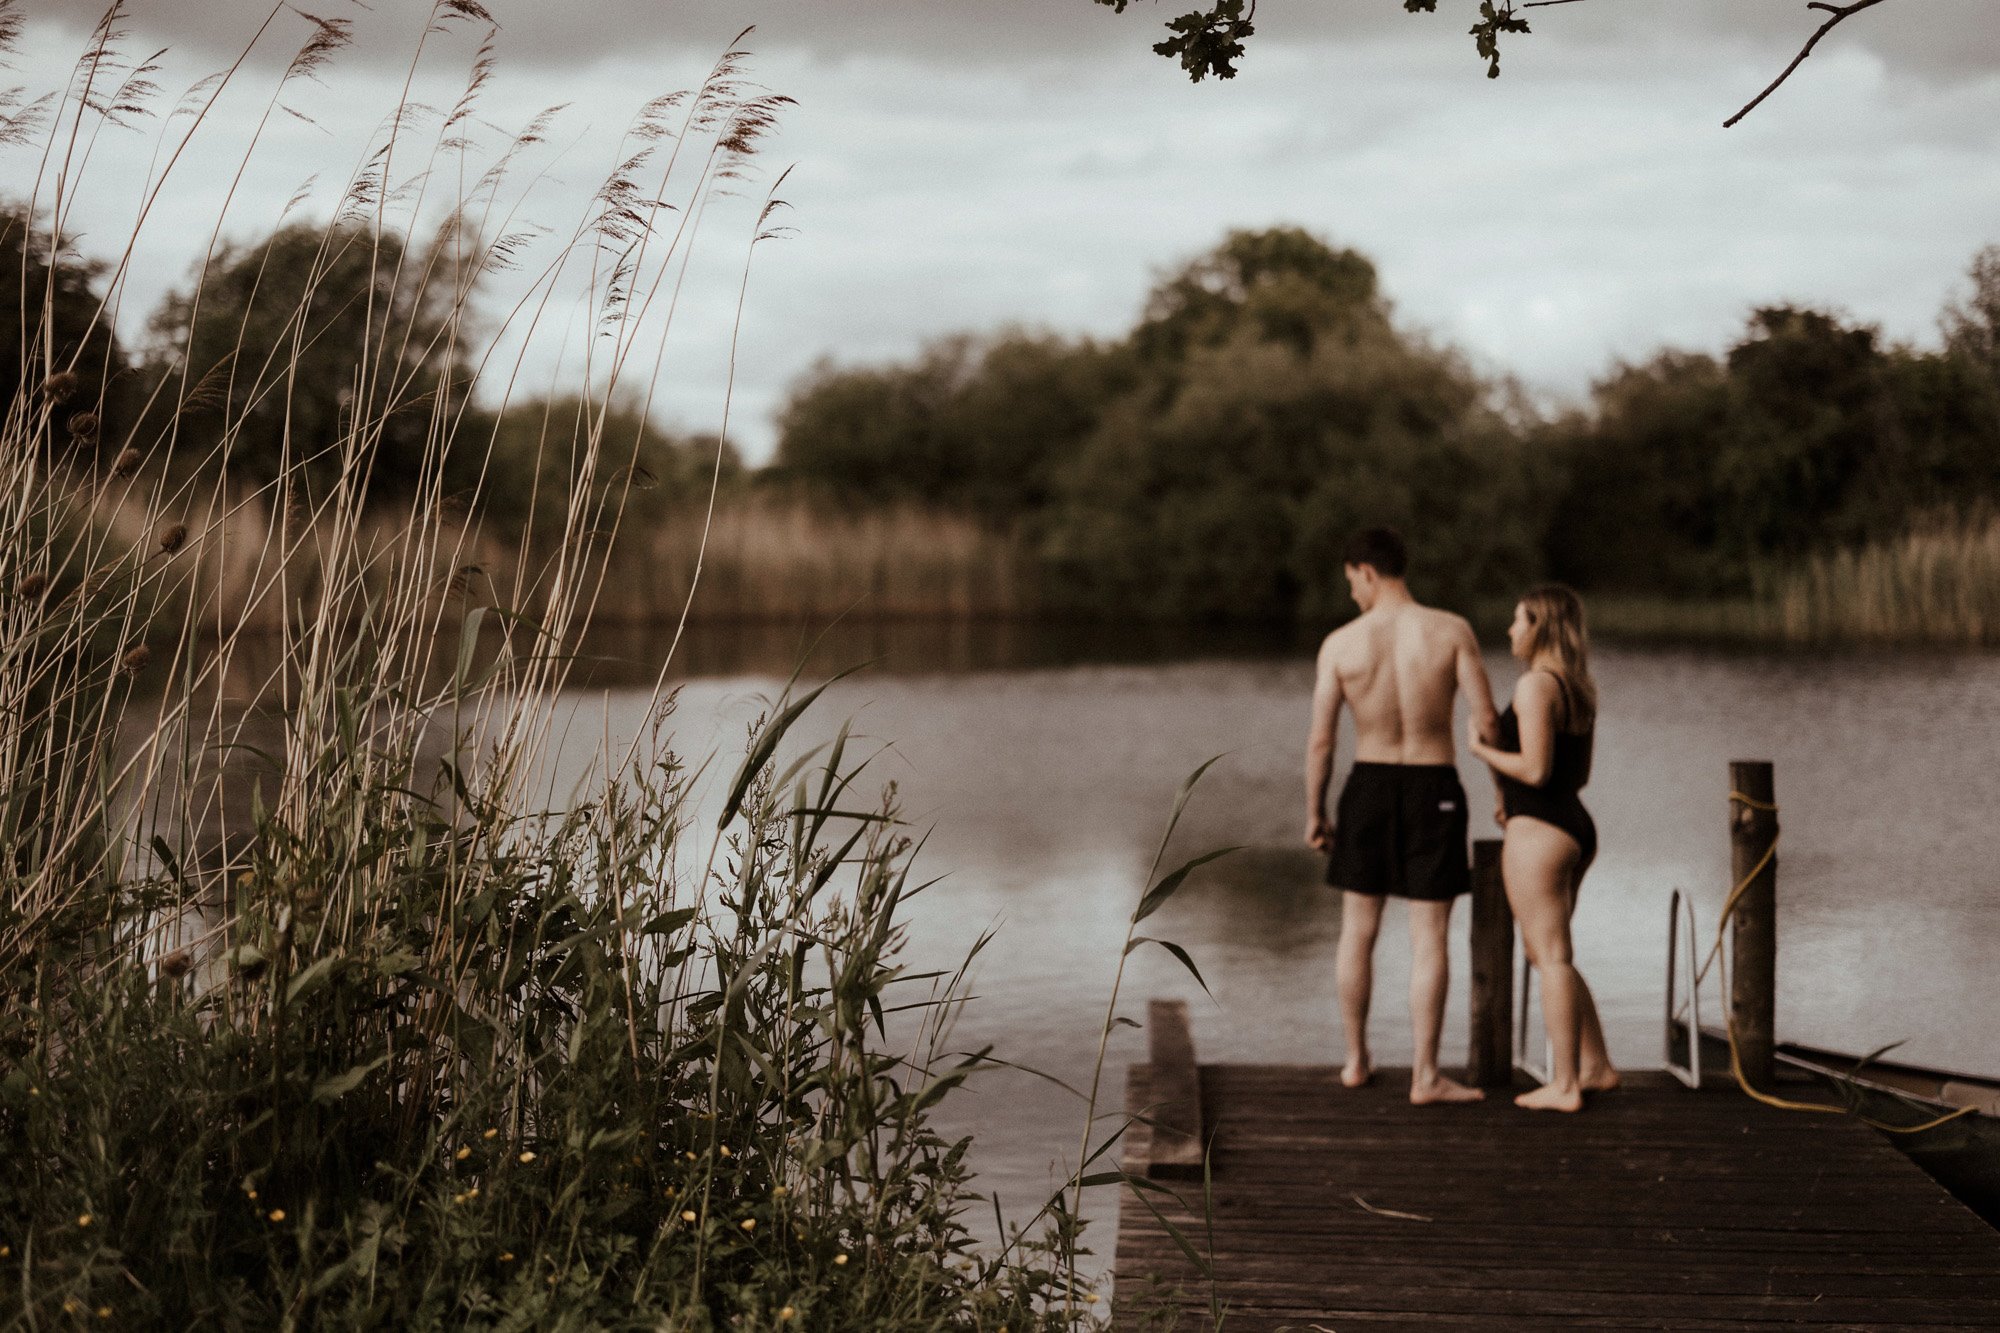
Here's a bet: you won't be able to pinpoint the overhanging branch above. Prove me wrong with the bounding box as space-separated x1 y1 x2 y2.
1724 0 1894 128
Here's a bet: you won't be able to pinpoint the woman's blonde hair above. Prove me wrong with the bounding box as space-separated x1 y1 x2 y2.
1519 584 1596 732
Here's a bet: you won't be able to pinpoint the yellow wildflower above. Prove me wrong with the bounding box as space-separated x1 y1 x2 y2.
740 1218 756 1232
518 1151 536 1164
681 1210 698 1223
269 1209 286 1223
76 1214 92 1228
483 1128 499 1139
455 1147 471 1161
834 1253 849 1266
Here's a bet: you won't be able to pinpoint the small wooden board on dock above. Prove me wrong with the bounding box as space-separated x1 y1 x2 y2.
1114 1005 2000 1331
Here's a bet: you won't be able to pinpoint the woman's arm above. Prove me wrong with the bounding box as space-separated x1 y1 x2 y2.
1469 672 1560 787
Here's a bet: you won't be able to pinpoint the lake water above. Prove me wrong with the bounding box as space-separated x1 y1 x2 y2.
561 625 2000 1270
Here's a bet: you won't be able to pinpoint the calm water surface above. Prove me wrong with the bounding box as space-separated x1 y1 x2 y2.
561 627 2000 1264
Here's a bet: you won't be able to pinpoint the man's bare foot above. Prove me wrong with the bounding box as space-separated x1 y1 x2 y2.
1514 1083 1584 1112
1409 1073 1484 1105
1341 1057 1373 1088
1580 1066 1622 1093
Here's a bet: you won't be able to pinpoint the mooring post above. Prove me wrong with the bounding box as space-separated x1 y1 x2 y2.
1729 760 1778 1093
1468 838 1513 1087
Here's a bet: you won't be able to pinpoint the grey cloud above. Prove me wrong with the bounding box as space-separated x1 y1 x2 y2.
18 0 2000 85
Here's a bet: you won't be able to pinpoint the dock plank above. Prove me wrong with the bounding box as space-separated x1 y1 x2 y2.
1113 1063 2000 1329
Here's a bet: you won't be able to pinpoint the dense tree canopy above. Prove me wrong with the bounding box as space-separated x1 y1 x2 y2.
778 227 2000 619
2 205 132 459
147 222 474 499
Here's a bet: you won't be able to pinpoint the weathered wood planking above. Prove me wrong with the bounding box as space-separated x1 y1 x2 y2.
1115 1063 2000 1330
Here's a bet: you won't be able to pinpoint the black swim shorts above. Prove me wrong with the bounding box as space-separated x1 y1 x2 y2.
1324 762 1471 901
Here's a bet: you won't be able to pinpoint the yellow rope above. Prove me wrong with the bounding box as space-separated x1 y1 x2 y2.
1706 791 1979 1133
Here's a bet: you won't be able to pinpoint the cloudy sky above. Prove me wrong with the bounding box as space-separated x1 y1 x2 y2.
14 0 2000 458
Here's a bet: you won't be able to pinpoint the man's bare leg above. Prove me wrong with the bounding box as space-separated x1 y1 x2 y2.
1406 898 1484 1105
1336 890 1383 1087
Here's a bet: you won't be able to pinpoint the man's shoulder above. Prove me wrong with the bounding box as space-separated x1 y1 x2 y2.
1410 602 1476 642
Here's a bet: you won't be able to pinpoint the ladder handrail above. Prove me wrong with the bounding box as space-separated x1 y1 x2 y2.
1664 887 1702 1088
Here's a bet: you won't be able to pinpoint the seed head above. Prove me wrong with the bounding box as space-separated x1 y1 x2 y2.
110 448 141 477
517 1150 536 1164
119 644 151 676
778 1308 796 1323
157 522 188 554
41 371 78 402
681 1210 698 1223
17 572 48 600
268 1209 285 1223
68 411 99 443
834 1253 848 1266
455 1146 471 1161
498 1251 515 1262
483 1127 499 1139
76 1214 92 1228
158 949 193 979
739 1218 756 1232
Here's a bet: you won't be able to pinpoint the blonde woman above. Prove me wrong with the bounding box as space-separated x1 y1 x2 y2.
1468 585 1619 1112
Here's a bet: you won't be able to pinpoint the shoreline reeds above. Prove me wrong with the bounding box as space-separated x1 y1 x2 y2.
0 6 1152 1327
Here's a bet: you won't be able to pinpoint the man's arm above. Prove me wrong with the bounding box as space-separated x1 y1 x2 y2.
1304 634 1344 850
1454 616 1499 746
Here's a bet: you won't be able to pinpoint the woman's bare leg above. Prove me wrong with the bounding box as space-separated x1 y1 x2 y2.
1504 818 1585 1112
1564 855 1620 1091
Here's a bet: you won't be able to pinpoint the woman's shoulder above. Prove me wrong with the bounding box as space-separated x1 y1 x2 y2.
1512 669 1563 708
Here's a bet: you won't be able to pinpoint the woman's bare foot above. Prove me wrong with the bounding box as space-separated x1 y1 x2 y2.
1580 1065 1622 1093
1341 1056 1373 1088
1409 1073 1485 1105
1514 1083 1584 1112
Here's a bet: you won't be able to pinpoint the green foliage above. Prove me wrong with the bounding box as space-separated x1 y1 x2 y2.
2 696 1083 1328
0 204 133 459
1104 0 1532 84
146 221 474 499
1040 228 1543 619
774 333 1131 518
1546 283 2000 598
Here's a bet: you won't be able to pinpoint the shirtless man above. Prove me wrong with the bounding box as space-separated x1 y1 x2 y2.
1305 528 1499 1105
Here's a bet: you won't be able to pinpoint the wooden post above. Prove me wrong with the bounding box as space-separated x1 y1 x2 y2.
1143 999 1205 1179
1729 760 1778 1093
1467 838 1513 1087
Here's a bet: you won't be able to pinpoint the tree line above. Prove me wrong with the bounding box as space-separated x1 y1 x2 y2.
772 226 2000 620
13 203 1998 626
3 205 740 536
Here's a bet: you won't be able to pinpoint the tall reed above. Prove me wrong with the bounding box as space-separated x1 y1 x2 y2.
1756 509 2000 646
0 5 1125 1327
616 497 1034 623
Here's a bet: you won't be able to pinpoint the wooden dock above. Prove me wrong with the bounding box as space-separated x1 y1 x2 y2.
1115 1051 2000 1330
1113 771 2000 1326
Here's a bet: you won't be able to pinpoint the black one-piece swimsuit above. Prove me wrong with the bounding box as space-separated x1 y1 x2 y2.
1494 672 1597 864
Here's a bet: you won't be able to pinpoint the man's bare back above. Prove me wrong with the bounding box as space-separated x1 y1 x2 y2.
1320 601 1490 766
1306 593 1495 836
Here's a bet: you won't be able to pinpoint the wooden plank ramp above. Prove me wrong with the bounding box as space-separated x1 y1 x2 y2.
1114 1017 2000 1330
